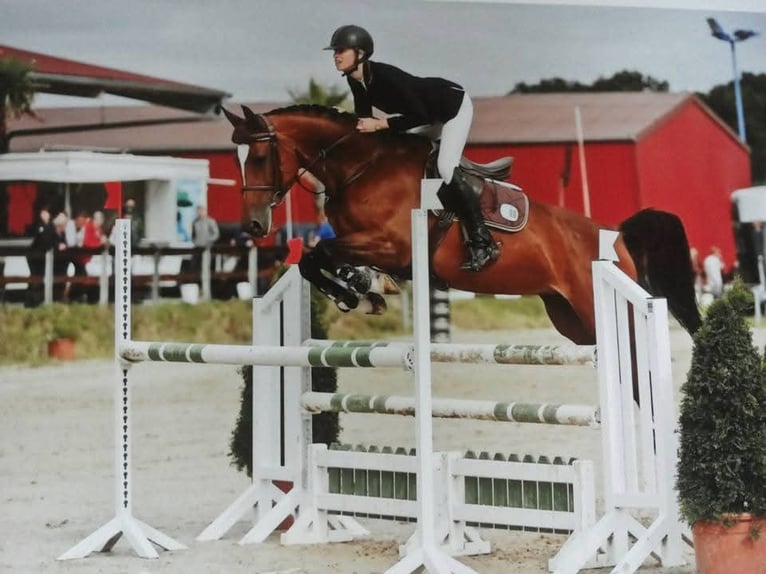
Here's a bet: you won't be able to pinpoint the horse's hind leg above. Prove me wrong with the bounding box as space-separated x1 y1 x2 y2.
540 293 596 345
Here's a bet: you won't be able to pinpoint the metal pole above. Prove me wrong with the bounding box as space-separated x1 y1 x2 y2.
201 247 211 300
575 106 591 218
44 249 53 304
730 40 747 143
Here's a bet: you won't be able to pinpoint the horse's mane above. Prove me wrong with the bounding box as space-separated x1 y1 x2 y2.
267 104 358 128
265 104 431 152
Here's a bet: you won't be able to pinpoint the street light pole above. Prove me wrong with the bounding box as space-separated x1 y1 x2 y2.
706 18 758 144
729 36 746 142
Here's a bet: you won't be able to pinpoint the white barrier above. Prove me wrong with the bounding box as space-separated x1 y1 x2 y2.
59 212 687 573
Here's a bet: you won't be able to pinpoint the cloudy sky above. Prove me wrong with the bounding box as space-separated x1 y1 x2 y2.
2 0 765 107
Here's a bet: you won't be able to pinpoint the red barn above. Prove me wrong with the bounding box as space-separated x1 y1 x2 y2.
7 93 750 266
467 93 750 266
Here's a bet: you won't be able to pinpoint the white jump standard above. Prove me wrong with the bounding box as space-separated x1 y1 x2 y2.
58 220 186 560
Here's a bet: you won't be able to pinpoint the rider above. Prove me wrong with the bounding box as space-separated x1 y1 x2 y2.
325 24 499 272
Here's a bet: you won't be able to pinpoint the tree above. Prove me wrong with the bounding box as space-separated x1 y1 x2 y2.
699 73 766 184
288 77 349 109
510 70 668 94
0 56 37 153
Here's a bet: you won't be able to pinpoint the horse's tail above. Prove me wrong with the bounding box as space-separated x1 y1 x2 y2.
619 208 702 335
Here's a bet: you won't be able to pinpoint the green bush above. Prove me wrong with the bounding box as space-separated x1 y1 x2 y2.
228 283 340 476
677 281 766 524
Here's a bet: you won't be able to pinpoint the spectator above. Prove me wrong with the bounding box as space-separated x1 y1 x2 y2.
78 210 108 271
703 246 724 299
69 211 91 278
82 211 107 250
25 207 57 307
123 198 143 247
192 205 220 248
689 246 702 300
191 205 220 275
51 212 72 301
309 213 336 247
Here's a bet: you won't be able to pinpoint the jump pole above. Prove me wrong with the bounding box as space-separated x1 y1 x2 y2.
58 219 186 560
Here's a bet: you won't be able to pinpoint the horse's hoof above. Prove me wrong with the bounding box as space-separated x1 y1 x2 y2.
336 295 359 312
364 292 387 315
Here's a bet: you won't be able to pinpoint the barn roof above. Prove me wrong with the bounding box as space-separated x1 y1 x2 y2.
0 45 229 114
7 93 741 154
7 103 279 153
470 92 727 144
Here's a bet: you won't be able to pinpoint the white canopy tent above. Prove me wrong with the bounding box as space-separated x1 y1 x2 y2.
0 151 210 244
731 186 766 223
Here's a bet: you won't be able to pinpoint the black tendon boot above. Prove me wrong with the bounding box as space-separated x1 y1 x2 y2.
446 169 499 271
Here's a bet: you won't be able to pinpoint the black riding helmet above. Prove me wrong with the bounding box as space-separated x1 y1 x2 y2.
325 25 374 60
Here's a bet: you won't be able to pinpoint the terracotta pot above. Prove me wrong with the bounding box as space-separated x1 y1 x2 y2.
693 514 766 574
48 338 76 360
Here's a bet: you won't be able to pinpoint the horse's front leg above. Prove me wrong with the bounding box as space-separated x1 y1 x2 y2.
301 237 395 314
298 243 361 311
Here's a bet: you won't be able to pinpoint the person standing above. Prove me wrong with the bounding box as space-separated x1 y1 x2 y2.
191 205 220 275
25 206 57 307
326 24 498 271
703 246 725 299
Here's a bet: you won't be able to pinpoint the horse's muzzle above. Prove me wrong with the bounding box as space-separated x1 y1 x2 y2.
249 220 267 237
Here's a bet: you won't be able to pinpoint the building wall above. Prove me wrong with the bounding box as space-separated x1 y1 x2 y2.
635 100 750 266
465 141 640 227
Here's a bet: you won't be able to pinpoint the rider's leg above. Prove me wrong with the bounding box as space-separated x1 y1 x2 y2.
437 94 498 272
440 169 499 271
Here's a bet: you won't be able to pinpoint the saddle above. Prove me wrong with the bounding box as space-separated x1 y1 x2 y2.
426 148 529 234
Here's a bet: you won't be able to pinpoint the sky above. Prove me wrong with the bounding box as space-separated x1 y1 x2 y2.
1 0 765 108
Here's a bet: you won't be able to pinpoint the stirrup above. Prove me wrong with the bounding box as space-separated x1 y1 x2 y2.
459 242 499 272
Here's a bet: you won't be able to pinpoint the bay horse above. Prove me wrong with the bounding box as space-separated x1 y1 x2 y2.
222 104 701 345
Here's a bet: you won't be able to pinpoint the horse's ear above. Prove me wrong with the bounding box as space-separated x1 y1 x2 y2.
220 106 244 127
241 105 258 123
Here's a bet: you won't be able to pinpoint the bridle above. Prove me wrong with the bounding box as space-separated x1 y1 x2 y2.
237 113 377 206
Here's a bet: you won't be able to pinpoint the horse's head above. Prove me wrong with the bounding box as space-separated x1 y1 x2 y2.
222 105 286 237
222 104 356 238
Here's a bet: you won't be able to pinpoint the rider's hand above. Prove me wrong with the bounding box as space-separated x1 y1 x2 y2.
356 117 387 133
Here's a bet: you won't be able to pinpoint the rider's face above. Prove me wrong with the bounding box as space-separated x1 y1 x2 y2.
333 48 356 72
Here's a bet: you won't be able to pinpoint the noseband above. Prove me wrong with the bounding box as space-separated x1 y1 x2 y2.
237 113 355 207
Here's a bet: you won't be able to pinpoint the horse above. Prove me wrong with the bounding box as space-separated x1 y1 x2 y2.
222 104 701 345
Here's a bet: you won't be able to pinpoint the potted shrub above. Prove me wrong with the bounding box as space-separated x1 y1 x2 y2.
48 317 81 360
677 281 766 573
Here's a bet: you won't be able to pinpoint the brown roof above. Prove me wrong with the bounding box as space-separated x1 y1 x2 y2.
470 92 693 144
8 103 279 153
0 45 230 114
8 93 737 154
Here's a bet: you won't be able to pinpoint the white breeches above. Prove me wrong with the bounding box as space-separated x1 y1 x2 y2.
406 92 473 184
437 93 473 184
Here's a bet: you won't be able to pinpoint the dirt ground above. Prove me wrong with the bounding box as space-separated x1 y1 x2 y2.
4 324 746 573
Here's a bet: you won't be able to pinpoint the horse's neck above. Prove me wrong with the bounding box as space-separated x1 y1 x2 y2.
334 134 431 189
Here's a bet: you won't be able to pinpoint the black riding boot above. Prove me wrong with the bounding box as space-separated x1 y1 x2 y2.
439 169 499 271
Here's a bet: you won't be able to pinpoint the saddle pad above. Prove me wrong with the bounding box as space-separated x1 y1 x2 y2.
480 180 529 233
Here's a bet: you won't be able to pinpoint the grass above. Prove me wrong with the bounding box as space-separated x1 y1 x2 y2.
0 292 551 366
